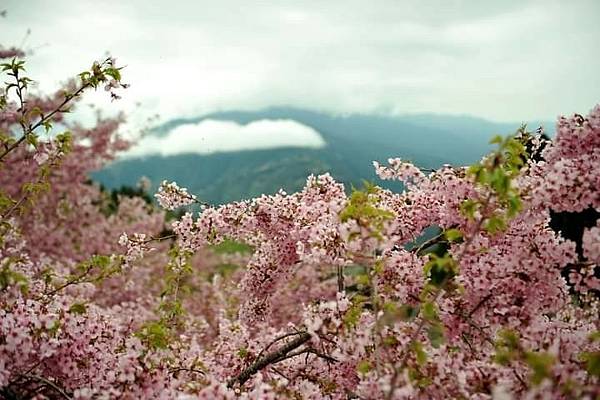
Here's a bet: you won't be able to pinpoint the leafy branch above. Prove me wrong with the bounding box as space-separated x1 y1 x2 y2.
0 57 125 162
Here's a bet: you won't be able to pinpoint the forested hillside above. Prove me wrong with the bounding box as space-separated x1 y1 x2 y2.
95 107 553 203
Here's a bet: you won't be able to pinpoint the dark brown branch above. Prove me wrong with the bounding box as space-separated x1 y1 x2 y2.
255 331 305 362
337 264 345 292
305 348 337 363
26 375 71 399
38 264 95 299
227 331 311 388
5 374 72 400
0 83 89 162
169 367 205 376
468 293 493 317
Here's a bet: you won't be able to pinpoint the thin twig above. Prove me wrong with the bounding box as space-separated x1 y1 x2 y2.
467 293 493 318
169 367 205 376
0 83 88 162
145 233 177 243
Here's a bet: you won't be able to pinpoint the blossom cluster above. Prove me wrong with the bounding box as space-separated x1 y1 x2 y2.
1 38 599 399
155 180 197 210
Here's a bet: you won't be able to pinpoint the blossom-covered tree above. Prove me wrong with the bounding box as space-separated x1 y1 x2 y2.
0 30 598 400
158 114 599 398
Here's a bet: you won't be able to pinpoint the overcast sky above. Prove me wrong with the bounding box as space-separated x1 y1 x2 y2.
2 0 599 128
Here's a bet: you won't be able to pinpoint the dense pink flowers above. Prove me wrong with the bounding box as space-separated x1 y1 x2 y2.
583 222 600 264
1 37 599 398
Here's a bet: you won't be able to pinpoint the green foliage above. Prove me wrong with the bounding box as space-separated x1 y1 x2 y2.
483 213 506 235
55 131 72 154
579 331 600 378
0 57 26 75
411 340 428 366
380 302 420 326
213 263 240 278
46 320 61 337
426 323 445 348
356 359 372 374
0 130 16 146
68 302 87 315
78 58 123 90
443 228 463 243
524 351 556 385
137 246 193 351
461 129 529 234
343 294 369 328
0 190 15 214
494 329 521 365
423 254 458 288
0 264 29 294
407 367 432 388
43 254 121 297
459 199 479 221
237 347 250 359
136 320 171 350
580 351 600 378
340 182 394 242
211 238 253 254
494 329 557 386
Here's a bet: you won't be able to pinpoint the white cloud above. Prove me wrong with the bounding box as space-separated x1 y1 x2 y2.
122 119 326 158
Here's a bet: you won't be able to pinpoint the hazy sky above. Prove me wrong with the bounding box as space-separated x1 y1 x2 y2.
2 0 599 127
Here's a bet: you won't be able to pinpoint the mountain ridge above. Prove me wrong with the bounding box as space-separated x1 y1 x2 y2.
93 107 554 204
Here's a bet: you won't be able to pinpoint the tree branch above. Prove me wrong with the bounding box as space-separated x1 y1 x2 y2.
227 331 311 388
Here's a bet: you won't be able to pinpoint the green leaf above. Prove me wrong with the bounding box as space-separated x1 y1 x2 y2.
356 360 372 374
68 302 87 315
524 351 555 385
580 351 599 377
422 301 437 321
47 320 61 336
588 331 600 342
507 195 522 218
136 320 170 349
427 323 445 348
484 215 506 234
423 254 458 287
444 228 463 243
411 340 427 366
104 67 122 81
210 238 253 254
0 266 29 292
459 199 478 220
237 347 249 359
25 133 38 148
343 295 368 328
398 303 420 321
489 135 503 145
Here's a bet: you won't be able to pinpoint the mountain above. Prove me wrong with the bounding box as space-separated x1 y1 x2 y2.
92 107 554 204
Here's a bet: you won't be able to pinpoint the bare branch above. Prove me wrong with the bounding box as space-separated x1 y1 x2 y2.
227 331 311 388
255 330 305 362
